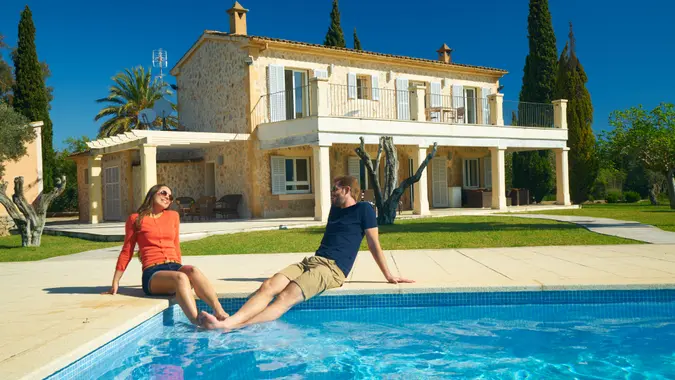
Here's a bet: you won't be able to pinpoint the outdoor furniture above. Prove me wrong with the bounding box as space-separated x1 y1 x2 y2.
426 107 456 123
175 197 195 220
213 194 242 219
185 196 216 220
509 188 530 206
464 189 492 208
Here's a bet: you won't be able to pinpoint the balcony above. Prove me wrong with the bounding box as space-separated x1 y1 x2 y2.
253 78 568 150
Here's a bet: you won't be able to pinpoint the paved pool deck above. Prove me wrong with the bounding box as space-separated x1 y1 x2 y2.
2 243 675 379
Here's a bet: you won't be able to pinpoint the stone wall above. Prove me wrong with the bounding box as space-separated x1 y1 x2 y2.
253 48 500 120
176 38 249 134
156 162 205 200
0 216 15 236
203 141 251 218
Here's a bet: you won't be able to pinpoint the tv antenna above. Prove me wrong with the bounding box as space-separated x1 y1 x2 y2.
152 48 168 84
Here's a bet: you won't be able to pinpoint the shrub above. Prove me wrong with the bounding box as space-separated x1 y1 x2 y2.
623 191 641 203
606 191 622 204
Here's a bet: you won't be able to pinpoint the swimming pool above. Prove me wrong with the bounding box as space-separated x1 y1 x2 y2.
49 290 675 379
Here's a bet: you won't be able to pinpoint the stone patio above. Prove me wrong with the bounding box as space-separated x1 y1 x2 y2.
2 243 674 379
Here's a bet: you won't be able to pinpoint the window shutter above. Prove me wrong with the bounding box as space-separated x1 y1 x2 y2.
313 69 328 79
268 65 286 122
348 157 361 179
347 73 357 99
271 157 286 195
430 82 442 107
371 75 380 101
451 84 464 109
482 87 491 124
396 78 410 120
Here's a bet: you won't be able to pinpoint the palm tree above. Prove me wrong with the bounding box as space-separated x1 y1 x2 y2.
95 66 179 138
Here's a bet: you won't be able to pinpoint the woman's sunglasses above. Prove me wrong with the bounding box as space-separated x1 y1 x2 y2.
157 190 174 201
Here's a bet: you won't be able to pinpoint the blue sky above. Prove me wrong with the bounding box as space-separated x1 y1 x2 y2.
1 0 673 151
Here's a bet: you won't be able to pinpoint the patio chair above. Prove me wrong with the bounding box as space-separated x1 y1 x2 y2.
185 196 216 221
213 194 242 219
174 197 195 220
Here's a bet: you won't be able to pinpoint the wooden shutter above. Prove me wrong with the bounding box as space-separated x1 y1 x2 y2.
271 156 286 195
396 78 410 120
482 87 491 124
268 65 286 122
484 156 492 188
371 75 380 101
347 73 357 99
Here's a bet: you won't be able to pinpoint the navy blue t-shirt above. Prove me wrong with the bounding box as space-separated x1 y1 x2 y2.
315 202 378 277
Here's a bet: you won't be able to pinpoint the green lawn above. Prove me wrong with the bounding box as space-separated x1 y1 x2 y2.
0 235 120 262
180 215 637 256
529 203 675 232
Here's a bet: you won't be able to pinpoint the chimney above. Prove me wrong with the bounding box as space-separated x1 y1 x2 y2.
227 1 249 35
436 43 453 64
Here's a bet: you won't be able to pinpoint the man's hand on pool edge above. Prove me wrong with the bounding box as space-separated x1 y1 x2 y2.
386 276 415 284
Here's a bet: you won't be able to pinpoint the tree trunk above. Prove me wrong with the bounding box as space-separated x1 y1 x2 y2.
668 168 675 210
0 175 66 247
648 186 659 205
356 137 437 225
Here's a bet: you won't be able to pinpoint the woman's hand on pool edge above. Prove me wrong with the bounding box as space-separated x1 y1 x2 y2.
386 276 415 284
102 282 119 295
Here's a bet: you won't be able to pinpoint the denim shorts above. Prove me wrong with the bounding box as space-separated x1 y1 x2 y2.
142 262 182 295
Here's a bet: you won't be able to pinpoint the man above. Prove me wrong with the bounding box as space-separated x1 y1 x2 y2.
200 175 413 331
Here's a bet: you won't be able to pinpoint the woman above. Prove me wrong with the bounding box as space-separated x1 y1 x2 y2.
104 184 228 325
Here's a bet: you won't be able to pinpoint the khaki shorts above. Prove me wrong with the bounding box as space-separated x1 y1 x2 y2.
278 256 346 300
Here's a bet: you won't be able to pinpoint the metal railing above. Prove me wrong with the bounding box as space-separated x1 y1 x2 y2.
251 85 314 127
503 100 554 128
328 84 410 120
425 94 489 125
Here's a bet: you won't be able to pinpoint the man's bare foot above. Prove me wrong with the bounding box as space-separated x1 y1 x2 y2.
215 310 229 321
198 311 224 330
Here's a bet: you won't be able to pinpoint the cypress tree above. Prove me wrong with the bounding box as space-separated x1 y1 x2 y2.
12 6 54 190
555 23 598 203
324 0 346 48
353 28 362 50
512 0 557 202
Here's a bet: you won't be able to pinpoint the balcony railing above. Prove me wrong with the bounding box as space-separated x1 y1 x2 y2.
425 94 489 125
503 100 554 128
251 79 564 129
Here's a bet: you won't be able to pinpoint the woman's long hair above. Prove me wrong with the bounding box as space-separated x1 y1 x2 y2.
135 184 172 233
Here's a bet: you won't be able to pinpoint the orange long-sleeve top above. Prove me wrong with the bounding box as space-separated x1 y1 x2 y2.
115 210 182 271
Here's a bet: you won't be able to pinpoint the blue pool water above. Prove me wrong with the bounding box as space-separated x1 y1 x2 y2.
50 291 675 379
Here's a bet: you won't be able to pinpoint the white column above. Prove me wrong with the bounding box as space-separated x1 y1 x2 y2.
140 145 157 198
555 148 571 205
487 93 504 126
553 99 568 129
413 145 430 215
313 145 331 222
88 154 103 224
310 77 329 117
490 147 507 210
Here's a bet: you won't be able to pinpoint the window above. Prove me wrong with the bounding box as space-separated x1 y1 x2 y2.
284 69 309 120
84 169 89 185
348 157 381 191
463 158 480 188
464 87 477 124
271 157 311 194
356 75 372 100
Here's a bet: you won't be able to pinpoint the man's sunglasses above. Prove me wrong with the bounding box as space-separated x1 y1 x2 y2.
157 190 174 201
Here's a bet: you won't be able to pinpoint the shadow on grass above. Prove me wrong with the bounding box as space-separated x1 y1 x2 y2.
643 210 675 213
43 286 149 298
304 221 584 234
